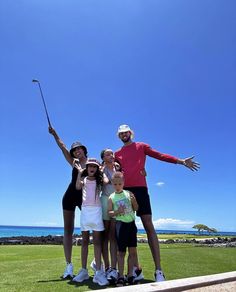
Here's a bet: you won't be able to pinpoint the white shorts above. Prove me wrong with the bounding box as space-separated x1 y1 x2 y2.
80 206 104 231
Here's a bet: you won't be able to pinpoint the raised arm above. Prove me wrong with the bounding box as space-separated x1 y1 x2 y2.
48 126 74 166
176 156 200 172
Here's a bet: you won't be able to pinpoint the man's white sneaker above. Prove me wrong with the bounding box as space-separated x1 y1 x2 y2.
154 269 165 282
73 268 89 282
133 266 144 281
93 270 109 286
90 259 104 272
62 263 73 279
106 268 118 282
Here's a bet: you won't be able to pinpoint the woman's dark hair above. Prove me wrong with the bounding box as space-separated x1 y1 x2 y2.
80 146 88 157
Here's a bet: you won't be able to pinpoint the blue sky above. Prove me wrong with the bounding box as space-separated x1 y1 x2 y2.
0 0 235 232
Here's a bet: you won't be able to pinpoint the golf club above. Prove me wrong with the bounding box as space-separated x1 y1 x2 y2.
32 79 52 128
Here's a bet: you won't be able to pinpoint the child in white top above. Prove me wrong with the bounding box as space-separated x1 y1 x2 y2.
72 158 109 286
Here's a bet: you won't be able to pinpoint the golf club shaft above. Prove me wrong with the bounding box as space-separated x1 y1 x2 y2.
33 80 52 127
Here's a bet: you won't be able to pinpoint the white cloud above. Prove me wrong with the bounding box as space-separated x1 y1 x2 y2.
135 218 195 230
155 182 165 187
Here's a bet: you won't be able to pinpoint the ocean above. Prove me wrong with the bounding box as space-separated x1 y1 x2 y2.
0 225 236 238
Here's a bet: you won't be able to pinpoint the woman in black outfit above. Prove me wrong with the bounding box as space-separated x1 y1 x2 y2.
49 127 88 278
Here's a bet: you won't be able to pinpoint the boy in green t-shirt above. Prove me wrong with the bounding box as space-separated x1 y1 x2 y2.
108 171 139 286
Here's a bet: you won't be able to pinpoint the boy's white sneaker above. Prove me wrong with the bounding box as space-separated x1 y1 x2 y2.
93 270 109 286
106 268 118 282
73 268 89 282
62 263 73 279
155 269 165 282
133 266 144 281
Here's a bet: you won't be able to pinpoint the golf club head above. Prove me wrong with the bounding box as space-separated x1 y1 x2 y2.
32 79 39 83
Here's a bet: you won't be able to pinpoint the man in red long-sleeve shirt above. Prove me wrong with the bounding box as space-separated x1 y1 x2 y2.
115 124 200 282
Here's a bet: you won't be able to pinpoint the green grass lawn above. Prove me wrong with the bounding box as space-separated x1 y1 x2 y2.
0 244 235 291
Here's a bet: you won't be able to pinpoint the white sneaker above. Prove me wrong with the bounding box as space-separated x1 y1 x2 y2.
133 266 144 281
90 259 97 272
93 270 109 286
62 263 73 279
155 269 165 282
106 268 118 281
73 268 89 282
90 259 105 272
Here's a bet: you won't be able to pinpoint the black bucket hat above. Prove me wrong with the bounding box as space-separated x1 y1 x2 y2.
70 141 88 158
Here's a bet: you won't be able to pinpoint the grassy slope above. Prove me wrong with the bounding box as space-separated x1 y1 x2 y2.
0 244 235 292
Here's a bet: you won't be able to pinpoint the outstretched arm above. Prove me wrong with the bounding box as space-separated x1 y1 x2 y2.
144 143 200 171
177 156 200 172
48 126 73 166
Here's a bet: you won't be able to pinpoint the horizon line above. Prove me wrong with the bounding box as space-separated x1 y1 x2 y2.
0 224 235 233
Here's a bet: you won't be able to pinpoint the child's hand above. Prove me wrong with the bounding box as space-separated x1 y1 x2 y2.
130 193 136 201
73 158 79 165
73 159 83 173
117 205 125 215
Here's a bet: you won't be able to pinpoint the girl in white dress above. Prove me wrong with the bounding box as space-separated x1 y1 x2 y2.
73 158 109 286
